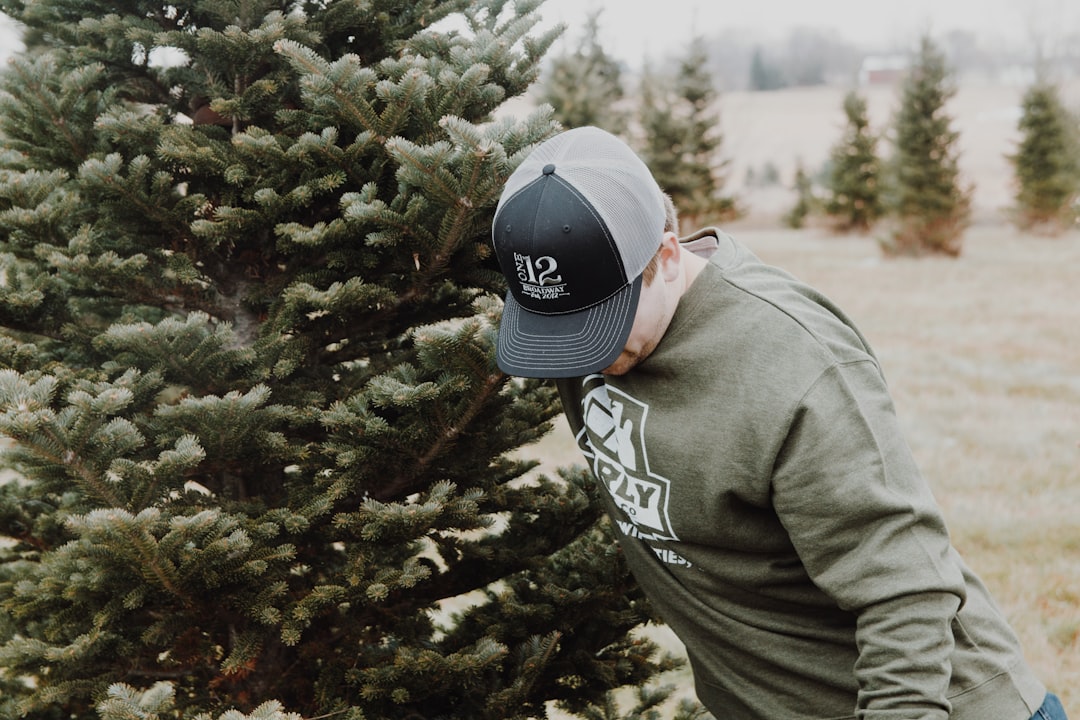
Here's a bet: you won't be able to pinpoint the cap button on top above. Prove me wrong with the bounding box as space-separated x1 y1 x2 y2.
542 163 556 175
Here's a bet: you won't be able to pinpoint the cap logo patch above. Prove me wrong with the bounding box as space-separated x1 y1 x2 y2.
515 252 567 301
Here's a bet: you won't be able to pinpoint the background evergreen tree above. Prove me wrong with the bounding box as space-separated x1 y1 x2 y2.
538 10 627 134
824 90 884 232
0 1 683 719
748 47 786 92
783 161 817 229
1008 80 1080 232
637 37 739 232
884 34 971 256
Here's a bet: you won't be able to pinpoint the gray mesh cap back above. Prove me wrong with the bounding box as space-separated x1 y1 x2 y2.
491 126 666 378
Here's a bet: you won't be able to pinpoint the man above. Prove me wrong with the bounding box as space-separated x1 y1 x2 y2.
490 126 1067 720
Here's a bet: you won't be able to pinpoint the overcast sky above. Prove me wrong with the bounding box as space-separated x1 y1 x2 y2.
2 0 1077 67
534 0 1078 65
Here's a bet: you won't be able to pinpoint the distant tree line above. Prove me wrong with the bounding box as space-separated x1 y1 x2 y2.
543 21 1079 257
682 26 1057 93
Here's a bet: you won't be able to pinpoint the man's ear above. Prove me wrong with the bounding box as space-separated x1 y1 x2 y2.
658 232 682 282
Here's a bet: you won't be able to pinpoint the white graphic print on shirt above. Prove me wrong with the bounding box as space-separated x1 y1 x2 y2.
575 376 689 567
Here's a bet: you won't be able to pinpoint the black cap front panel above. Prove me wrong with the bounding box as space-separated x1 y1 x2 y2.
493 170 629 316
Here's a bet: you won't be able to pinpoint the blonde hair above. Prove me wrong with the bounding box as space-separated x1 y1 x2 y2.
641 193 679 285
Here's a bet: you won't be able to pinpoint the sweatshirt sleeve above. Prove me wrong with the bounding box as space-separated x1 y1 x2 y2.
770 359 965 719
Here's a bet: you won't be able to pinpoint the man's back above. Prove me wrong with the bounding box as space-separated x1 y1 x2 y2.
556 229 1045 720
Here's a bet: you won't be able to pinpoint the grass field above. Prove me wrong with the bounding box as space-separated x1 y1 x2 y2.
530 220 1080 715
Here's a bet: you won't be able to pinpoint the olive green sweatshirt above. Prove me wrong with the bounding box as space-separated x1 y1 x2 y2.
556 229 1045 720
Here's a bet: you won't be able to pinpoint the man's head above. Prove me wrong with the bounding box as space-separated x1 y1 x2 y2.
491 126 667 378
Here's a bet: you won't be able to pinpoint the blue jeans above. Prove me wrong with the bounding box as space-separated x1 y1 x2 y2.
1032 693 1069 720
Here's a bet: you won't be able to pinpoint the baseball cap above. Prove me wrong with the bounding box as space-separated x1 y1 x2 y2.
491 126 665 378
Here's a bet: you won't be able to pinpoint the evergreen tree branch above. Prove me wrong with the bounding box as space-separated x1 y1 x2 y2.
371 369 502 502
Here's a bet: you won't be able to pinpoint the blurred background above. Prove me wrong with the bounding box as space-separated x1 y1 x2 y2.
478 0 1080 226
534 0 1080 70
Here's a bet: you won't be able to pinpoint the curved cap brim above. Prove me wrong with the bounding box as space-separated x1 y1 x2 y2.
495 274 642 378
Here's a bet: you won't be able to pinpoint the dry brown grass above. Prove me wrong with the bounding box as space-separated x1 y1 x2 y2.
529 222 1080 716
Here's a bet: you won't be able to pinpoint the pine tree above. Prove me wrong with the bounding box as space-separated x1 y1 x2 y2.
538 11 627 134
748 47 786 92
884 34 971 256
0 2 682 719
783 162 817 229
824 90 884 233
637 37 739 232
1008 80 1080 232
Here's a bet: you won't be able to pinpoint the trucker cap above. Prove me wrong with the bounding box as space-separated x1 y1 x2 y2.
491 126 666 378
